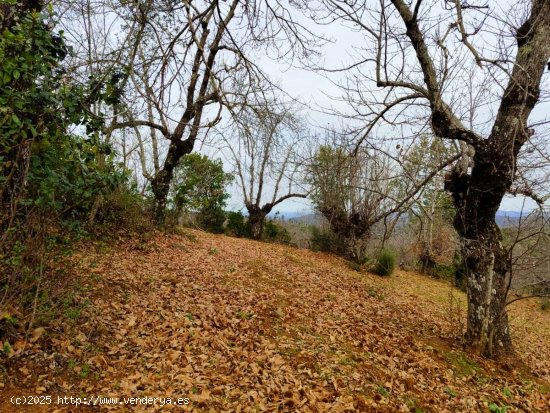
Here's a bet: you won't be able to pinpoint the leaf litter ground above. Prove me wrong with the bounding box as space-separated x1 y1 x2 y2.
1 229 549 412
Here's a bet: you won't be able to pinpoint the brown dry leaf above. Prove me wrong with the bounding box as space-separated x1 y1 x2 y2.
30 327 46 343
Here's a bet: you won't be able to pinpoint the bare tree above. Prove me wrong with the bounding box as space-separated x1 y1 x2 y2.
59 0 320 225
307 131 458 262
219 100 308 239
311 0 550 357
404 135 457 273
308 143 394 261
505 206 550 306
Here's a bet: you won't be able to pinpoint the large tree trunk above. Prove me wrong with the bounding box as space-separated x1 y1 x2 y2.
434 0 549 359
339 232 369 263
461 232 512 357
319 207 371 263
447 147 515 357
389 0 550 358
246 204 271 240
151 173 170 226
150 138 193 226
248 212 266 240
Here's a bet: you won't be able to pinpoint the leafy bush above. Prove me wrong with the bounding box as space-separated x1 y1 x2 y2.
309 226 340 253
26 136 126 219
0 9 142 336
171 153 232 234
197 208 226 234
432 263 456 281
225 211 251 238
263 220 291 244
93 182 153 235
374 249 396 276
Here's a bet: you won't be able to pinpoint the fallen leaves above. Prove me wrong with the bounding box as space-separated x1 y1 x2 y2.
1 229 549 412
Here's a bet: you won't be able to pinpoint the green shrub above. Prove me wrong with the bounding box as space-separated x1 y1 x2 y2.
432 263 456 281
374 249 396 276
225 211 251 238
197 208 226 234
94 183 153 235
170 153 232 234
263 220 291 244
309 226 340 253
0 10 134 331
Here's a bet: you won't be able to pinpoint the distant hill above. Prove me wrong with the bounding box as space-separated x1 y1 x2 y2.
496 210 530 227
279 210 531 228
287 212 326 226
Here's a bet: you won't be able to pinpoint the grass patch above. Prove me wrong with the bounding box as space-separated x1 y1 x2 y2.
444 351 481 377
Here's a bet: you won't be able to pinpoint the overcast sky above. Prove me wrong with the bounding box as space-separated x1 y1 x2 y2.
213 2 548 216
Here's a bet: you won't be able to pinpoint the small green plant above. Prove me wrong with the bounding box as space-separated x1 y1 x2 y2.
309 226 340 254
432 263 456 281
236 310 253 320
225 211 251 238
445 351 480 377
377 386 390 397
374 249 396 276
208 247 219 255
347 261 363 272
80 364 91 378
503 387 512 398
367 286 378 298
170 228 198 242
444 387 457 398
488 402 510 413
2 341 12 354
63 297 91 322
405 398 425 413
540 297 549 311
337 357 357 366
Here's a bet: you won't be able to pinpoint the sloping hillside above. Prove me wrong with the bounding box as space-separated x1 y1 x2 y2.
1 229 549 412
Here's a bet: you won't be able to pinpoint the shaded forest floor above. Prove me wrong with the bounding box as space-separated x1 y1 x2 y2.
1 229 549 412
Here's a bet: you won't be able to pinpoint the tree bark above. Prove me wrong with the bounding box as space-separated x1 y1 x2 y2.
447 145 522 357
321 207 370 263
150 138 193 226
246 204 270 240
461 230 512 357
248 211 267 240
447 151 514 356
340 231 369 263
